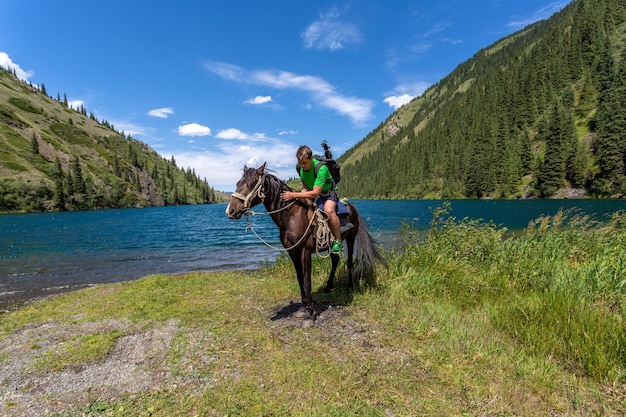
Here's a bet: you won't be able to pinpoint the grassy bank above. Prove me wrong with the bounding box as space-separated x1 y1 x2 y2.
1 208 625 416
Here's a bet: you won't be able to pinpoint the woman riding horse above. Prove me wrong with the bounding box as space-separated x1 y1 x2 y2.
226 162 385 321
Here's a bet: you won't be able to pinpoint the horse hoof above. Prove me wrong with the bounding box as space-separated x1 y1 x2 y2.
302 318 315 328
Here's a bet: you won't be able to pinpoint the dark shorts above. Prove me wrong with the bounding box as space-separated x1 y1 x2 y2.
315 189 339 207
316 190 349 216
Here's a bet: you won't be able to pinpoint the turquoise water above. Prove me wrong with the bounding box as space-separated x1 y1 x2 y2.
2 199 625 307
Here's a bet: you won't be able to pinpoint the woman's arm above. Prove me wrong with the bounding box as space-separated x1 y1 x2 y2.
281 185 322 201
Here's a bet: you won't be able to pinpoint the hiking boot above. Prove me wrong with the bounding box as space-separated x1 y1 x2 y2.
331 240 343 254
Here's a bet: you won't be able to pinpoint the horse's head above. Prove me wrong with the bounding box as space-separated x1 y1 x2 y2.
226 162 267 219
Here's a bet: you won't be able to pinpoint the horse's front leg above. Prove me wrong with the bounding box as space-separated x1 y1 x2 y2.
299 248 314 315
288 248 314 318
324 253 340 293
288 249 306 301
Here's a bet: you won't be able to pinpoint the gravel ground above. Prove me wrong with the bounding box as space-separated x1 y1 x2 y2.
0 318 180 416
0 303 355 416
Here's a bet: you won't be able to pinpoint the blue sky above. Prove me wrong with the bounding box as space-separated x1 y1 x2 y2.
1 0 570 191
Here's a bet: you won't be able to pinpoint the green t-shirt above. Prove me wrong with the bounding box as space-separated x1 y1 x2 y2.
297 159 335 193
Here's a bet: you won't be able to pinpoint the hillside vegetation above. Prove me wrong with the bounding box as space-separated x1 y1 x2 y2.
339 0 626 199
0 68 226 213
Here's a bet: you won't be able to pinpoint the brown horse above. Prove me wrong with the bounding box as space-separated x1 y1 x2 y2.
226 162 386 319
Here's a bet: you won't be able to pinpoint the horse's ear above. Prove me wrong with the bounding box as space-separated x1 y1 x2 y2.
243 165 248 171
257 162 267 174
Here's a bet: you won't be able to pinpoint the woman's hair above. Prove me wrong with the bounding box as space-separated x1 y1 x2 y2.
296 145 312 160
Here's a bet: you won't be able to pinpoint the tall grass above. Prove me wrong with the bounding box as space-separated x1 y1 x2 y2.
386 204 626 383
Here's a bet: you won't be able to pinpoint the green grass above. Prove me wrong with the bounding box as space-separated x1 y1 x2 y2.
393 206 626 381
8 96 43 114
1 209 625 416
50 122 92 147
31 331 124 372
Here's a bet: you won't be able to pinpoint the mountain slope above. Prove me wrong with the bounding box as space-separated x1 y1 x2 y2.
0 68 226 212
338 0 626 199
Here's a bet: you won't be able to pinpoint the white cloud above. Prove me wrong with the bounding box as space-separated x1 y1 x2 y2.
0 52 34 81
215 128 267 141
244 95 272 105
173 151 247 191
204 61 374 125
205 61 245 80
507 1 570 29
171 138 297 191
409 41 434 54
148 107 174 118
177 123 211 137
301 7 362 51
246 155 262 167
383 81 429 109
321 94 373 123
68 100 84 110
422 22 449 38
278 129 297 135
110 119 152 137
384 94 414 109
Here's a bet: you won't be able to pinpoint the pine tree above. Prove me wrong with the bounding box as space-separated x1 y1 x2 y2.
113 152 121 177
52 157 63 179
593 47 626 195
71 156 86 194
53 178 65 211
536 102 569 196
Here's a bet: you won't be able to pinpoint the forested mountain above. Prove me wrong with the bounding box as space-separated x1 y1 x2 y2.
0 68 226 213
339 0 626 199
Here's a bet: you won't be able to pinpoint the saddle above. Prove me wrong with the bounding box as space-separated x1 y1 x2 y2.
307 198 354 250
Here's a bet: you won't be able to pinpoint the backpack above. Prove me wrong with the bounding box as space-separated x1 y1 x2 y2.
296 156 341 185
296 141 341 185
316 156 341 184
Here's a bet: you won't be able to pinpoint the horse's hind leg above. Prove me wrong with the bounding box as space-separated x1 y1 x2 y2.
346 235 355 290
324 254 340 293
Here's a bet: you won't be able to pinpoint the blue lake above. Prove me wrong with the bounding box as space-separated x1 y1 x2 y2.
2 199 626 308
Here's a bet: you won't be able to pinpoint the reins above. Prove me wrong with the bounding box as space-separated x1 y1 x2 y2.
244 210 315 251
245 208 332 256
231 173 334 255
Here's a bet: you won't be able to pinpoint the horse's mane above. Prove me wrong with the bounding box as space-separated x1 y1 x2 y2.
263 169 292 204
262 169 312 211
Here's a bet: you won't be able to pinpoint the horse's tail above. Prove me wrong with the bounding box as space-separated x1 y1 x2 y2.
348 202 387 286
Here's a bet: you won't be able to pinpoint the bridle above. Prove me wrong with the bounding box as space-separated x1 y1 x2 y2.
230 174 265 214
